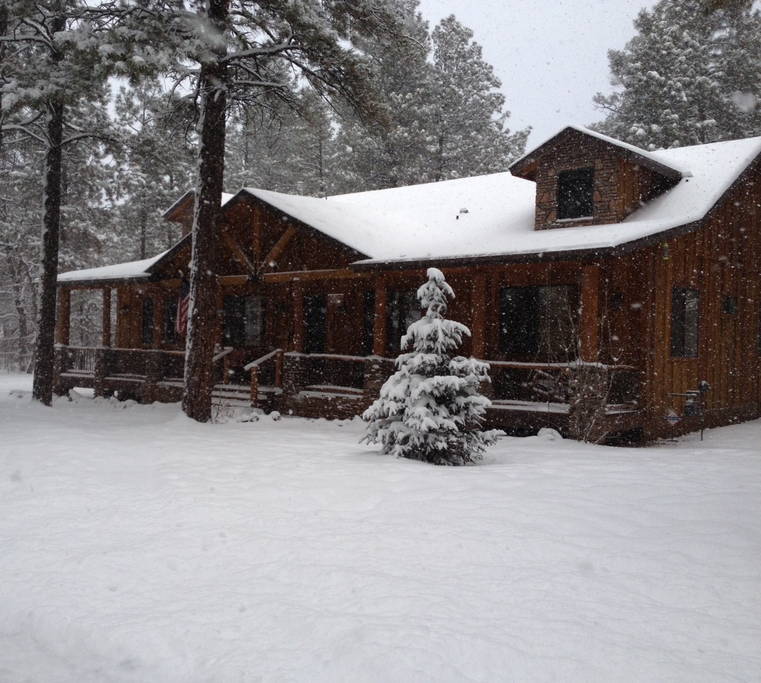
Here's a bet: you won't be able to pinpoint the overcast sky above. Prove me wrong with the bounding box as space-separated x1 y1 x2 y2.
417 0 657 144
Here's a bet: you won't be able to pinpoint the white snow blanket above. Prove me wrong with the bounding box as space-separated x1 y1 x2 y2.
1 374 760 682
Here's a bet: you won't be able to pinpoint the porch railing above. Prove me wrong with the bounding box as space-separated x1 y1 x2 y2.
55 345 232 398
487 360 640 413
54 346 642 427
57 345 99 374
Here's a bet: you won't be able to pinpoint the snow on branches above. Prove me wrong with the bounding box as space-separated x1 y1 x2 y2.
362 267 501 465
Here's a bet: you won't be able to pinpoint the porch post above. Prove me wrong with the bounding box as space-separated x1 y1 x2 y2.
579 264 601 362
55 287 71 345
372 277 388 356
471 272 487 359
154 291 165 348
215 282 225 347
292 283 304 352
101 288 111 347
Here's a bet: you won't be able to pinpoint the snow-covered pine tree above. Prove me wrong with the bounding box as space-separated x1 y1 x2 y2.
428 15 529 182
593 0 761 149
111 81 196 259
1 0 112 402
332 5 528 193
226 87 334 197
362 268 501 466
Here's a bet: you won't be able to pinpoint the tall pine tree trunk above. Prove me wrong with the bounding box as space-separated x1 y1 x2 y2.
32 95 64 405
182 0 228 422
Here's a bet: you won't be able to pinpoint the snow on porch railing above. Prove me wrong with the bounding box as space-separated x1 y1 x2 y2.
213 346 234 363
246 349 284 405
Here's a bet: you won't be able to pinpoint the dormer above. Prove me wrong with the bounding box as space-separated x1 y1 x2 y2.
509 126 683 230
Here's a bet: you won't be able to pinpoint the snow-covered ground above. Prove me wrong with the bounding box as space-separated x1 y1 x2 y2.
1 373 760 683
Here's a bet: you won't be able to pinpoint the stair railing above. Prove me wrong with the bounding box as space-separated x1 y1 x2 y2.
244 348 284 404
212 346 234 384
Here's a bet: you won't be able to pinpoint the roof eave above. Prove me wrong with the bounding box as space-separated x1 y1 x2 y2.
162 189 195 222
57 274 153 289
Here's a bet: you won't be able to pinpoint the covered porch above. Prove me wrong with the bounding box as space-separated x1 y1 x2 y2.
53 260 645 440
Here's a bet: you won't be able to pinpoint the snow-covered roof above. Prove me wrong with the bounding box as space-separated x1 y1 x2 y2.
59 192 236 284
57 252 168 284
248 134 761 265
58 130 761 284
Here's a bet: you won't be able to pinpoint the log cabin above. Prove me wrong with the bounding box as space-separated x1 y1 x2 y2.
54 125 761 442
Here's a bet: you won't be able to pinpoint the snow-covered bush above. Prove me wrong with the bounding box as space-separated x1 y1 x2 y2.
362 268 501 465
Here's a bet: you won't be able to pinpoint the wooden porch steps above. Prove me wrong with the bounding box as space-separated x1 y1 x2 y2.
212 383 251 409
211 383 281 413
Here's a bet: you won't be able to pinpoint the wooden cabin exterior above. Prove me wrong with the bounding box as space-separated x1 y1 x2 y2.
54 126 761 442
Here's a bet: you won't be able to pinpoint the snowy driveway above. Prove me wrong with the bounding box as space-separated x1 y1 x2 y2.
1 375 760 682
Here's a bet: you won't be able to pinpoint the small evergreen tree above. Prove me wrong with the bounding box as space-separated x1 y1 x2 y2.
362 268 501 466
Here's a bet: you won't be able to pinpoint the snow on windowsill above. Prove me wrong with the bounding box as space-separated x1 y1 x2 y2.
553 216 594 224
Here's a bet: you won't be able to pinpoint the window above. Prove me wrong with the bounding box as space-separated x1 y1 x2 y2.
557 167 594 219
388 290 422 354
671 288 699 358
722 296 737 315
141 297 154 346
244 296 264 344
164 299 179 344
499 285 577 358
224 295 265 347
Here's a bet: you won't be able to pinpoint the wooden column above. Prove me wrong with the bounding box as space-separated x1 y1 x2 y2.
580 264 601 362
55 287 71 345
115 288 128 348
372 277 388 356
471 272 487 359
252 206 263 264
292 283 304 352
215 281 225 347
101 288 112 347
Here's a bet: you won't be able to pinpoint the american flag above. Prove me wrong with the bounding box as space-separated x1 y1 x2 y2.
176 279 190 337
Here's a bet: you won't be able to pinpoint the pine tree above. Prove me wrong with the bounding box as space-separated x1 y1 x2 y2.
362 268 501 466
331 0 438 191
332 7 528 192
112 81 196 259
593 0 761 149
226 87 334 196
1 0 111 403
428 16 529 181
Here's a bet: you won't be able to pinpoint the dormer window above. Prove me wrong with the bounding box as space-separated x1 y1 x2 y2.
557 168 594 220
